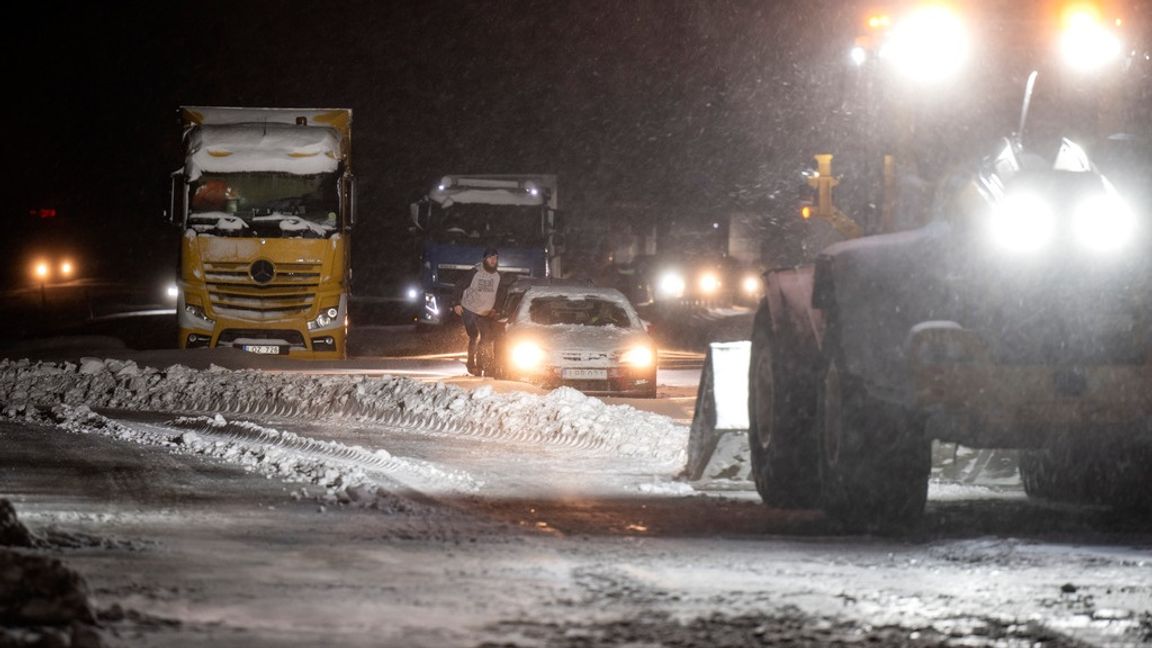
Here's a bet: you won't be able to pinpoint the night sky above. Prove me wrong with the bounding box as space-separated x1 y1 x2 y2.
6 1 1148 293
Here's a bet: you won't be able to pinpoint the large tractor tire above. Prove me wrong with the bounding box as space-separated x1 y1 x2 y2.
1020 432 1152 510
816 354 930 531
747 308 821 509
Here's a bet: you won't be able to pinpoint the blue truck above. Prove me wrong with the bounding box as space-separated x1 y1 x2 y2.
409 175 561 325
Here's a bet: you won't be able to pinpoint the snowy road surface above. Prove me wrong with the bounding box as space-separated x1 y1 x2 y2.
1 357 1151 646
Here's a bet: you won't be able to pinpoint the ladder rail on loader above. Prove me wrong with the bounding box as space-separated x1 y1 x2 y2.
684 340 752 481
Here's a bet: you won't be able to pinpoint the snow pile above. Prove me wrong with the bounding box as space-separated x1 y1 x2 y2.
0 358 687 467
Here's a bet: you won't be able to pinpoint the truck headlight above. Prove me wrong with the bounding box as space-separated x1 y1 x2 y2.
511 341 545 370
989 192 1056 253
307 306 341 331
620 345 655 368
1073 192 1136 252
656 272 685 299
182 302 215 328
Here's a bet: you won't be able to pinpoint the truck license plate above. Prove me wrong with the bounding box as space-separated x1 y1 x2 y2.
243 345 285 355
563 368 607 380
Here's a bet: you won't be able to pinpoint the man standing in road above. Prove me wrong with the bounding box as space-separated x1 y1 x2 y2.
452 247 508 376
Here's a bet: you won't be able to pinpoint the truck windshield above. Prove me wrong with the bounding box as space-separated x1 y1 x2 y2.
430 203 544 247
187 172 340 238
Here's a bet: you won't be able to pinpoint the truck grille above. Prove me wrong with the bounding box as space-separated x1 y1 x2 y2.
203 261 321 320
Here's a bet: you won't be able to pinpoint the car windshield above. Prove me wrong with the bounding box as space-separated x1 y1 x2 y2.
187 172 340 238
527 296 634 328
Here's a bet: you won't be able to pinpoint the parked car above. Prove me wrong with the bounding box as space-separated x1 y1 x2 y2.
491 283 657 398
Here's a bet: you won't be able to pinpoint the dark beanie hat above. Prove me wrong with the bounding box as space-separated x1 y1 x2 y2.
482 247 499 258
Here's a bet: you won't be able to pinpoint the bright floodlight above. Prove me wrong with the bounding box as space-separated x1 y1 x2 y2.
34 261 49 280
1060 7 1122 72
880 5 969 82
60 260 73 277
167 283 179 299
990 192 1057 252
1073 191 1136 251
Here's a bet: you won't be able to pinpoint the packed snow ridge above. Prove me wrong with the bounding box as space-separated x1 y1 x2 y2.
0 358 687 466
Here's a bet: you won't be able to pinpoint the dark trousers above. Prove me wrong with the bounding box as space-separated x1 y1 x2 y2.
461 308 495 367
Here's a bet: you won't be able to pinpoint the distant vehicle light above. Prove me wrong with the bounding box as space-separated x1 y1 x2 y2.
511 341 545 370
406 287 419 301
59 260 74 277
989 192 1057 253
1060 6 1123 72
620 345 654 368
33 261 49 280
742 275 761 295
850 46 868 66
656 272 686 300
167 283 179 300
880 5 969 83
1073 191 1136 251
698 271 721 295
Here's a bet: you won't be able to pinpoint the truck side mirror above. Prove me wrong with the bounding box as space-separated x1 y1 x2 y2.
168 171 185 227
346 175 357 228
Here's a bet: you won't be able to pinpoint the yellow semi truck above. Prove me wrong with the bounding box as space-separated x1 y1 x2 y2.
170 107 354 359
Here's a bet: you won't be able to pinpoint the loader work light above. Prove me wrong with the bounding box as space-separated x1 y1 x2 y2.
1072 191 1136 252
1060 4 1123 72
879 4 969 82
989 192 1056 253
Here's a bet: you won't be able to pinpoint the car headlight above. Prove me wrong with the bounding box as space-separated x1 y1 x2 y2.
741 275 761 295
989 192 1056 253
307 306 341 331
697 272 721 295
1072 192 1136 252
511 341 546 370
59 260 74 277
656 272 685 299
620 345 655 368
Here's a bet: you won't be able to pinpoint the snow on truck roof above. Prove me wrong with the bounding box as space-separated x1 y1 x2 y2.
181 106 350 180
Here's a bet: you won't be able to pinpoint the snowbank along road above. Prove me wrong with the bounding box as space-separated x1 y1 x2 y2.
1 357 1151 647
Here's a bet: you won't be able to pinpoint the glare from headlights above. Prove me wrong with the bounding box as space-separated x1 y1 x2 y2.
741 275 761 295
59 260 74 277
990 192 1056 252
656 272 685 299
1060 7 1123 73
698 272 721 295
33 261 49 280
880 5 969 83
166 283 179 300
1073 192 1137 251
620 345 654 368
511 341 545 370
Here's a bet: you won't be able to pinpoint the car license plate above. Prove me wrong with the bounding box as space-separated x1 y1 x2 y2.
563 368 607 380
243 345 285 355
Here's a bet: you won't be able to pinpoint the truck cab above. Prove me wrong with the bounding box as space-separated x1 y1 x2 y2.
411 175 561 325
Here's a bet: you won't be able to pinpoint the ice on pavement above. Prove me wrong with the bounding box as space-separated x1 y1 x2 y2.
0 358 688 501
